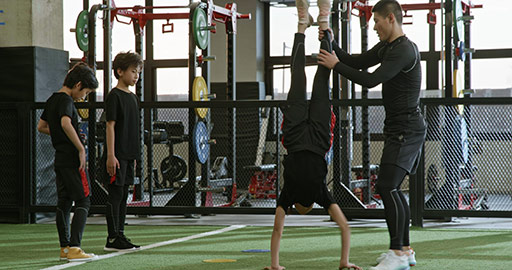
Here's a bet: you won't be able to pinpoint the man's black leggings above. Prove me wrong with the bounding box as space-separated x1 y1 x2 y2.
376 164 410 250
106 184 129 238
281 32 332 153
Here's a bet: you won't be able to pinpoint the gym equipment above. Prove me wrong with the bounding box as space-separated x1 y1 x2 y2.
160 155 187 184
453 0 464 41
193 121 214 164
71 10 89 52
246 165 277 199
153 121 188 189
82 0 250 209
76 98 89 120
455 41 465 62
192 76 215 119
245 96 277 200
192 7 213 50
197 55 216 66
350 164 380 206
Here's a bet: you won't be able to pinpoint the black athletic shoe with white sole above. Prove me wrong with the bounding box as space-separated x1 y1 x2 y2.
119 234 140 249
104 236 136 251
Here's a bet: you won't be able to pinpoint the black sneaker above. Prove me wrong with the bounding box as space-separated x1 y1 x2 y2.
104 236 136 251
119 234 140 249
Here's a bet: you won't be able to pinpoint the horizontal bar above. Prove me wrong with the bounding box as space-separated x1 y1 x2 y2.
115 10 189 20
113 6 190 10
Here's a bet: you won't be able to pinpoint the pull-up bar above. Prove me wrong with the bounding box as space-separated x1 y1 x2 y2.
352 0 482 24
109 0 251 33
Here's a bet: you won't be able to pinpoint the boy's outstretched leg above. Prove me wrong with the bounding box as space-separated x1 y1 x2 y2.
308 30 334 153
281 33 308 148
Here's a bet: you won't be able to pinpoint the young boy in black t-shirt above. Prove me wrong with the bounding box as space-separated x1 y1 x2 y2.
265 1 361 270
103 52 144 251
38 63 98 262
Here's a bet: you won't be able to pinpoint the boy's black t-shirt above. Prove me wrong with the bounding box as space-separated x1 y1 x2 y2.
105 88 140 160
40 92 81 168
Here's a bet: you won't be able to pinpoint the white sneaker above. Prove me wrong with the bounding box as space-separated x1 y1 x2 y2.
377 249 416 267
371 250 410 270
407 249 416 266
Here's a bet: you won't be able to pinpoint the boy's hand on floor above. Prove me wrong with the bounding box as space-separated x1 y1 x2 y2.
264 265 285 270
339 262 362 270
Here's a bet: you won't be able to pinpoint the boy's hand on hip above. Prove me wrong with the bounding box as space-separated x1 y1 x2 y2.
107 155 120 176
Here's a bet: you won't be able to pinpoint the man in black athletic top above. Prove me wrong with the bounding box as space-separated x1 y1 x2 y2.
318 1 425 269
265 1 361 270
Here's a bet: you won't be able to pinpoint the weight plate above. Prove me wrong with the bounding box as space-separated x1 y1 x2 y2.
193 121 209 164
192 76 209 119
76 10 89 52
160 155 187 185
77 98 89 120
192 7 209 50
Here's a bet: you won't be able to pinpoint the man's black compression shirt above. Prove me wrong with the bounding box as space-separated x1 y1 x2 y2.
332 36 423 132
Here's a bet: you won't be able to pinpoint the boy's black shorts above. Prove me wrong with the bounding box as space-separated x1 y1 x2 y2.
55 167 91 201
108 159 135 186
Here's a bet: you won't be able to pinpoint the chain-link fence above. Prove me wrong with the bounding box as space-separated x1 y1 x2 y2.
423 102 512 211
4 98 512 224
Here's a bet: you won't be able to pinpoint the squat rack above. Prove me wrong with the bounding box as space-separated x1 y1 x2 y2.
81 0 250 208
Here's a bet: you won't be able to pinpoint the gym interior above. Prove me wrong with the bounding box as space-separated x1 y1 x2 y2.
1 0 512 269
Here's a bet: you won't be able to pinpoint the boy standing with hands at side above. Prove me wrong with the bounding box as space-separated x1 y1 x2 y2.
103 52 144 251
38 63 99 262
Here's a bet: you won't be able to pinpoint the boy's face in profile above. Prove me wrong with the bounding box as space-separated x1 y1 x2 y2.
118 64 142 87
70 82 94 101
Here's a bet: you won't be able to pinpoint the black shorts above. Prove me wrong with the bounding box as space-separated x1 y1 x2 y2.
55 167 91 201
108 159 135 186
380 128 426 174
277 150 335 211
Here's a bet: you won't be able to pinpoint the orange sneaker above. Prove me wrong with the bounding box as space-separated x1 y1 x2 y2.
67 247 97 262
60 246 69 261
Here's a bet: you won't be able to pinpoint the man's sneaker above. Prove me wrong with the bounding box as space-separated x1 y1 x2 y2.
371 250 410 270
60 246 69 261
407 249 416 266
119 234 140 249
67 247 97 262
376 251 388 264
104 236 136 251
377 249 416 266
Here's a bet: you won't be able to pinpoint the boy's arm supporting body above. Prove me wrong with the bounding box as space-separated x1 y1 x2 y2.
267 204 360 270
266 206 286 270
61 116 86 171
328 204 361 269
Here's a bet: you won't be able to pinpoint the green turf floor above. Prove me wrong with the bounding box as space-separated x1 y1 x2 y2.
1 223 512 270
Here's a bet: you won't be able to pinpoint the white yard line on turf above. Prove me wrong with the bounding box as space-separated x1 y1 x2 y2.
42 225 246 270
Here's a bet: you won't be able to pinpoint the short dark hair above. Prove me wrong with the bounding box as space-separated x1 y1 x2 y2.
372 0 403 25
113 51 144 79
63 62 99 90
